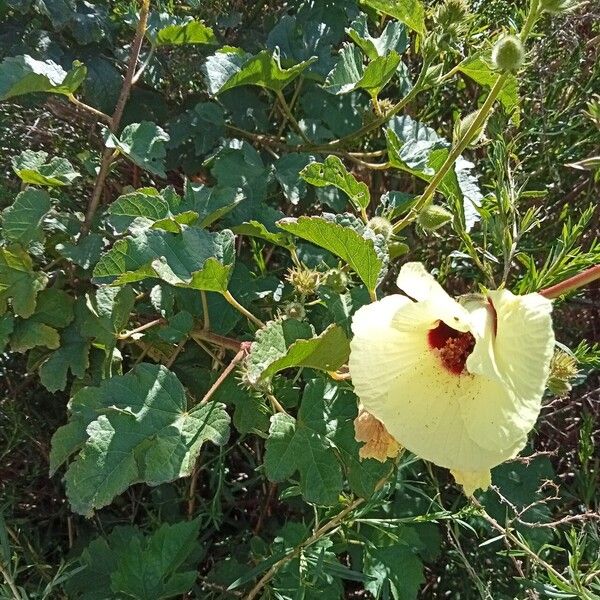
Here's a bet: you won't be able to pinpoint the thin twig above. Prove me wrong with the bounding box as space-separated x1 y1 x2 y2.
66 94 112 124
222 290 265 328
81 0 151 235
200 349 247 406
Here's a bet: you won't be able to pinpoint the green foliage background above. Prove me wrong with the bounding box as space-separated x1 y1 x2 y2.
0 0 598 599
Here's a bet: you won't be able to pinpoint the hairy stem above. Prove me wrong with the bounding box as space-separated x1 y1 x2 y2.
539 264 600 299
222 290 265 328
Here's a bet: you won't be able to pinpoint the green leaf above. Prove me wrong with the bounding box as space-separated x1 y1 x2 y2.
106 121 170 177
1 189 52 245
245 318 313 386
363 541 424 600
155 20 216 46
324 43 400 98
93 226 235 293
300 155 370 210
0 55 86 99
361 0 426 36
0 314 14 353
50 363 230 515
57 233 105 270
457 56 520 125
9 289 74 352
249 322 350 385
167 102 225 157
278 215 387 292
11 149 80 186
65 520 201 600
204 48 315 95
108 187 170 220
0 246 47 318
264 379 390 505
347 13 408 60
274 153 314 205
231 221 294 249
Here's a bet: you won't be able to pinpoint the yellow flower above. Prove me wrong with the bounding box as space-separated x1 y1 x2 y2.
348 262 555 495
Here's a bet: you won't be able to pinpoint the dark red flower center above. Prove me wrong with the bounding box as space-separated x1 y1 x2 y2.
428 321 476 375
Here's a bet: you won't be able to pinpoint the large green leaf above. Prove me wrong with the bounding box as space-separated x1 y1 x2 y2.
93 226 235 293
458 55 520 125
277 214 387 292
324 43 400 97
361 0 426 36
245 320 350 386
10 289 74 352
1 189 52 245
50 363 230 515
204 48 315 95
347 13 408 60
11 150 80 186
264 379 391 505
106 121 170 177
0 246 47 318
300 155 370 211
65 520 201 600
155 20 216 46
0 314 14 353
0 55 86 99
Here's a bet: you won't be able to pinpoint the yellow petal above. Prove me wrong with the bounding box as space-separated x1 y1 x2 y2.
450 468 491 496
396 262 471 332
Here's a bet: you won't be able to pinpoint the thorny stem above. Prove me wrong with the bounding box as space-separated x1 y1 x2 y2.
223 290 265 328
81 0 151 235
539 264 600 299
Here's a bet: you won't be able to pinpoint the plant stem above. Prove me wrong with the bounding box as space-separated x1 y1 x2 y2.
222 290 265 328
191 329 244 352
276 90 311 144
67 94 112 124
200 349 247 406
81 0 151 235
393 72 509 233
244 496 365 600
539 264 600 299
118 317 164 340
201 290 210 330
0 560 21 600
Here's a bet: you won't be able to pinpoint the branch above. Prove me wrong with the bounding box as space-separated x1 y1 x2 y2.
81 0 151 235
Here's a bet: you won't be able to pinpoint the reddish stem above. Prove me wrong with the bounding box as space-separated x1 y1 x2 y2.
539 264 600 299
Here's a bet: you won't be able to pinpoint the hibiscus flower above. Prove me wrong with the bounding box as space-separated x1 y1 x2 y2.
349 262 555 495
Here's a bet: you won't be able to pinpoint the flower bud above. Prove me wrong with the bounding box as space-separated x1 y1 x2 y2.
286 266 320 296
282 301 306 320
367 216 393 240
454 109 488 146
492 35 525 72
417 205 453 231
547 349 579 396
321 268 349 294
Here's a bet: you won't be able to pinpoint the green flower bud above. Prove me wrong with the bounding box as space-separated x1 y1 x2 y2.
454 109 488 147
417 205 453 231
491 35 525 72
321 268 349 293
283 301 306 320
367 216 393 240
547 349 579 396
286 266 320 296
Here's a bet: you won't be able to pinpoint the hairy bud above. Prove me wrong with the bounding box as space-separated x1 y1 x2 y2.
321 268 349 294
417 205 453 231
367 216 393 240
286 266 320 296
491 35 525 72
282 301 306 320
547 349 579 396
454 109 489 146
540 0 576 13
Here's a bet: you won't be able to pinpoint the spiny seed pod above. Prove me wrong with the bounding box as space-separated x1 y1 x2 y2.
436 0 470 31
286 266 320 296
491 35 525 73
540 0 575 13
321 268 349 294
282 301 306 320
417 205 453 231
547 349 579 396
237 363 272 395
367 216 393 240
